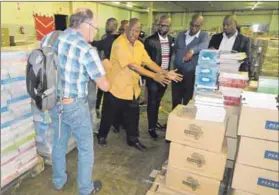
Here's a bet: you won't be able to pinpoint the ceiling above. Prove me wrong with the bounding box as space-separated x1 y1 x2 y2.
105 1 279 12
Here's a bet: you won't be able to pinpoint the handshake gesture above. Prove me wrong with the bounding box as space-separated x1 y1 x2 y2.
153 69 183 87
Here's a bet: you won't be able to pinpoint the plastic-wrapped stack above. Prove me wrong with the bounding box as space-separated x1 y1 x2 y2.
32 102 76 164
218 73 248 106
257 76 279 95
262 39 279 77
195 91 226 122
1 51 38 188
195 50 219 93
219 52 247 73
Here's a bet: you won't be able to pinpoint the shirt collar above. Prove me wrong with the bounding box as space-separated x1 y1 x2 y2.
223 30 238 39
158 32 168 41
186 30 201 38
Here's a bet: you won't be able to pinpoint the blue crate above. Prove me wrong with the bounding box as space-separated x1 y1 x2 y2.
198 50 218 64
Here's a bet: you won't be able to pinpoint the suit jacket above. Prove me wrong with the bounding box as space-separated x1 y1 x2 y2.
208 32 251 72
174 31 209 72
144 32 175 71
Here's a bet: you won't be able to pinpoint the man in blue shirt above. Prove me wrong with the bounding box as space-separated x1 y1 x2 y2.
41 8 109 195
172 14 209 108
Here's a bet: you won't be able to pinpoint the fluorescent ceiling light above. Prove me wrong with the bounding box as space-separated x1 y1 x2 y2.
126 3 133 8
113 2 120 4
251 1 260 10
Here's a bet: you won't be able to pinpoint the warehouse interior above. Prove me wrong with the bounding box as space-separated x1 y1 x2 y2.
1 1 279 195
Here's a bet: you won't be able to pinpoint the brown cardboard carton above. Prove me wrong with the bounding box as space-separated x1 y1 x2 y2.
231 189 257 195
147 174 193 195
166 166 220 195
232 163 279 195
238 106 279 142
168 142 227 181
225 114 239 138
166 105 226 153
237 137 279 172
226 137 238 161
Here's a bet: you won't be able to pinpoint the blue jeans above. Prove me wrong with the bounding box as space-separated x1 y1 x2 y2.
50 97 94 195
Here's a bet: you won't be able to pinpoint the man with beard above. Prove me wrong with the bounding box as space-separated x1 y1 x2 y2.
97 18 182 151
144 15 175 140
208 15 251 76
172 14 209 109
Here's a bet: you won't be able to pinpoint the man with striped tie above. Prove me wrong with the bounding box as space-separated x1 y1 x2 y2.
144 15 175 140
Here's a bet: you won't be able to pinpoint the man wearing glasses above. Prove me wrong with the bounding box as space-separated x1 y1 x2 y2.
172 14 209 109
41 8 108 195
144 15 175 140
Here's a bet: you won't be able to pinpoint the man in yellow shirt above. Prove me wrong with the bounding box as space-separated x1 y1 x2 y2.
97 18 182 151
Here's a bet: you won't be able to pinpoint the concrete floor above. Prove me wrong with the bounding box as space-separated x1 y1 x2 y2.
4 88 173 195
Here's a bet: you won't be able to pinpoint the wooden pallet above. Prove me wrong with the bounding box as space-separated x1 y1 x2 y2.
0 155 44 195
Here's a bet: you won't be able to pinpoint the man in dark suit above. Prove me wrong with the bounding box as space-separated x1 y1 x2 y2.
144 15 175 139
208 15 251 74
172 14 209 109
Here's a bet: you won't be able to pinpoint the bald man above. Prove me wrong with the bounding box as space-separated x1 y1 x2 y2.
209 15 251 74
172 14 209 109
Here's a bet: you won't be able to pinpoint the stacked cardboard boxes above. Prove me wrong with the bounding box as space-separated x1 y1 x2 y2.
164 104 228 195
232 92 279 195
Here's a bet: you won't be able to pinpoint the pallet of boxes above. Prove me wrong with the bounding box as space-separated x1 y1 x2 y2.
147 50 229 195
231 91 279 195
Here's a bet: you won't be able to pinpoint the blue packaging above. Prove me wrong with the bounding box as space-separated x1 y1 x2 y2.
195 75 218 88
198 50 218 64
195 64 219 78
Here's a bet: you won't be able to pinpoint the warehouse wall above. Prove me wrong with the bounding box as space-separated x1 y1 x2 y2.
142 10 279 35
1 2 141 40
1 2 70 36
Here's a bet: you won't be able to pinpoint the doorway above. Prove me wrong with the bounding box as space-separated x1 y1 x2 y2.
54 14 68 31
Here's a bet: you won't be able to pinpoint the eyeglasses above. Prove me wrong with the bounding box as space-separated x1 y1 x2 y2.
159 24 170 28
85 22 99 32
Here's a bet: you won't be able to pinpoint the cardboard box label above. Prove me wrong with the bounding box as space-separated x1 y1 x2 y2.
257 177 279 190
184 124 203 140
182 176 200 191
264 151 279 161
265 121 279 131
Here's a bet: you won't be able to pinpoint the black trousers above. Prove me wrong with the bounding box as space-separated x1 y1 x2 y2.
146 79 167 130
95 88 103 110
172 70 195 109
98 92 139 142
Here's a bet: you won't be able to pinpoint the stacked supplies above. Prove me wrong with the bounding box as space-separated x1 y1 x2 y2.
219 73 248 106
31 102 76 164
1 51 38 188
195 91 226 122
219 52 247 73
195 50 219 93
232 92 278 195
257 76 279 95
262 39 279 77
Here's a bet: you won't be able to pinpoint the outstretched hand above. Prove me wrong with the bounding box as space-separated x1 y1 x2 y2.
167 69 183 82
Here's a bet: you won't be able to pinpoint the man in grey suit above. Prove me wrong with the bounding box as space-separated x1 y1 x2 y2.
172 14 209 109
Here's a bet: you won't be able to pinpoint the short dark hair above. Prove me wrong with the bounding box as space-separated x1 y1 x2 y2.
129 18 140 28
106 17 117 24
160 15 171 22
69 9 93 28
224 15 238 26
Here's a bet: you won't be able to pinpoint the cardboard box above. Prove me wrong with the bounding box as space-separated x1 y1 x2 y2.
232 163 279 195
231 189 257 195
227 137 238 161
166 105 226 153
237 137 279 172
168 142 227 181
225 114 239 138
238 106 279 142
147 174 192 195
166 166 220 195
